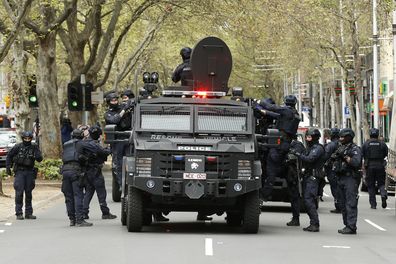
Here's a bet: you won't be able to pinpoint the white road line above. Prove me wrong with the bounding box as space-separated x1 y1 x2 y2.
364 219 387 231
323 245 351 249
4 223 12 226
322 192 330 198
0 230 5 233
205 238 213 256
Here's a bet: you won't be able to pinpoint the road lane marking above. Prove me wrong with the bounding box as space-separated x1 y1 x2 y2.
323 245 350 249
0 230 4 233
364 219 386 231
5 223 12 226
322 192 330 197
205 238 213 256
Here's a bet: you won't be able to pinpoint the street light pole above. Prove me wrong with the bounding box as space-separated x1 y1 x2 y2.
340 0 347 128
373 0 379 129
390 9 396 149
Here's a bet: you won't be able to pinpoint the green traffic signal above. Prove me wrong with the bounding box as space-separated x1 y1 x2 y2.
29 95 37 103
72 101 78 107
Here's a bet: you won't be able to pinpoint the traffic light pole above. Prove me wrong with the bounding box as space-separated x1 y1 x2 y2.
81 74 89 125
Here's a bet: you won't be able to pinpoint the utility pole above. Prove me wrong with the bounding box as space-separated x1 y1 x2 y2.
373 0 379 129
390 8 396 150
319 76 324 128
340 0 347 128
81 74 89 125
298 70 302 116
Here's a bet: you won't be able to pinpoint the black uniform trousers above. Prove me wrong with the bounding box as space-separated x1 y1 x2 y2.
83 166 110 216
366 166 387 207
13 169 36 216
326 168 341 210
337 175 360 231
303 176 319 226
61 169 84 221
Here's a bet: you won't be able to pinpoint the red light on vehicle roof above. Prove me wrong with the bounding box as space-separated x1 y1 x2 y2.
197 91 207 96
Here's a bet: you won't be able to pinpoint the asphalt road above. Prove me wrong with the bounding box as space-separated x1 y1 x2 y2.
0 172 395 264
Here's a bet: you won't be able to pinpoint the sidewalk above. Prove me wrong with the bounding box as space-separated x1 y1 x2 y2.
0 180 63 222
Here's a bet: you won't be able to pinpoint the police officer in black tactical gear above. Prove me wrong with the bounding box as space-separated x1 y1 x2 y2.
362 128 388 209
6 131 43 220
324 127 342 214
258 95 300 201
291 128 325 232
81 125 117 220
104 92 134 192
285 136 306 227
172 47 193 86
332 128 362 235
61 129 93 227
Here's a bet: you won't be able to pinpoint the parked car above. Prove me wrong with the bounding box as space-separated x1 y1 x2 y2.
0 129 19 167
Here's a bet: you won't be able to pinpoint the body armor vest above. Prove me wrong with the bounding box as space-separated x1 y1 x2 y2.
367 140 383 160
62 139 80 163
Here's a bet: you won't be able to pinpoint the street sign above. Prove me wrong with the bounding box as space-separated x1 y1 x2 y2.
344 106 350 118
91 91 104 104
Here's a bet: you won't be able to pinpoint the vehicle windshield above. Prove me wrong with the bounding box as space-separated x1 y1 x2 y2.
140 106 191 131
196 107 248 133
0 133 17 146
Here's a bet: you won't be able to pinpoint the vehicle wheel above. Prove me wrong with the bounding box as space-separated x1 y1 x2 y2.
226 212 242 227
143 212 153 226
112 177 121 202
127 186 143 232
121 197 127 226
241 190 260 234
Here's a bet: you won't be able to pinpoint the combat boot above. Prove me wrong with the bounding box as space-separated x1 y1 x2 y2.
286 218 300 226
70 219 76 226
25 214 37 219
338 226 356 235
16 214 24 220
76 220 93 227
330 209 341 214
303 225 319 232
381 196 387 209
102 213 117 220
82 214 89 219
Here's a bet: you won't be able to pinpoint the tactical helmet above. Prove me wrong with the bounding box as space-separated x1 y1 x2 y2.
330 127 340 138
88 125 102 140
105 92 119 105
306 128 321 140
369 128 379 138
71 129 84 139
180 47 192 60
284 95 297 107
21 131 33 139
339 128 355 138
121 89 135 99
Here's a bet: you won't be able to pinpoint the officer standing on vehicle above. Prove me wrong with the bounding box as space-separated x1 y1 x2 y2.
258 95 300 201
285 136 305 227
6 131 43 220
172 47 193 85
291 129 325 232
324 128 342 213
332 128 362 234
104 92 134 190
61 129 92 227
81 125 117 220
362 128 388 209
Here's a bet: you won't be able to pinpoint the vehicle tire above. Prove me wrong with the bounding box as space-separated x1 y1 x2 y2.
226 212 242 227
241 190 260 234
143 212 153 226
121 197 127 226
127 186 143 232
112 177 121 202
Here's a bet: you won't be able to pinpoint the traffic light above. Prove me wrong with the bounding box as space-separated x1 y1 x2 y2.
84 82 94 111
67 82 83 111
28 75 38 108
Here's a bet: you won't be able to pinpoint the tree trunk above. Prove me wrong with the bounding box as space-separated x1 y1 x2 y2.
36 32 61 158
10 32 30 133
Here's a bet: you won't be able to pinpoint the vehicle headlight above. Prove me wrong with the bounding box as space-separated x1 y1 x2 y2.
238 160 251 179
136 157 152 177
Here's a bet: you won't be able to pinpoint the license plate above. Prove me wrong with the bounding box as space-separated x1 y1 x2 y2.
183 173 207 180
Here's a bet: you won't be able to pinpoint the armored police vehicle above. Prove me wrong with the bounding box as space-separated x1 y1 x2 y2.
105 37 280 233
